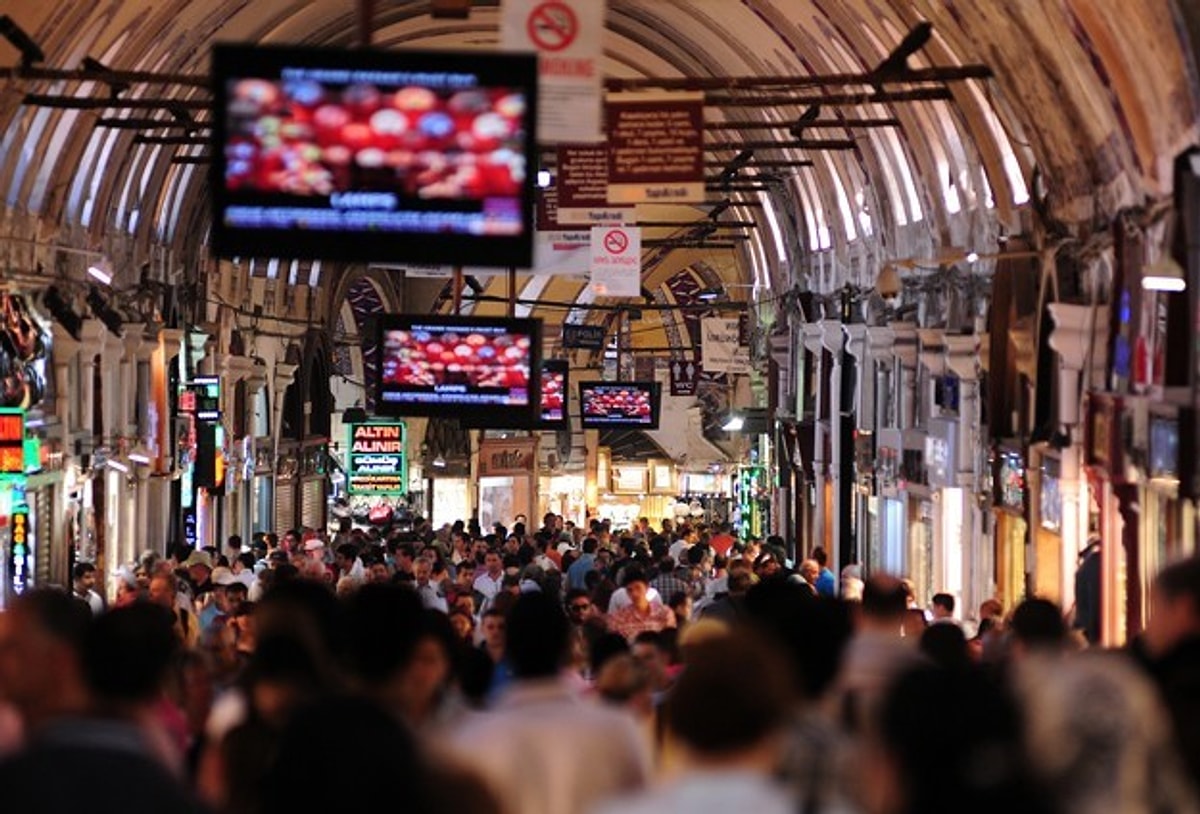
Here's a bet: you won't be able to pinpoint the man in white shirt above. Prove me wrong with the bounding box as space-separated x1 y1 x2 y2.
473 551 505 611
448 592 650 814
71 562 105 616
414 557 448 613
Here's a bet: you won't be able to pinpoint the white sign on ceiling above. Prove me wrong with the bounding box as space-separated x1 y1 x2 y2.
500 0 607 143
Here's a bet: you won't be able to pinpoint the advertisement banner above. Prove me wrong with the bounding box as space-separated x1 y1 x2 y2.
347 422 408 496
606 91 705 204
501 0 606 143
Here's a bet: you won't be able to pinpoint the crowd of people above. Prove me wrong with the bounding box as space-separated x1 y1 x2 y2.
0 511 1199 814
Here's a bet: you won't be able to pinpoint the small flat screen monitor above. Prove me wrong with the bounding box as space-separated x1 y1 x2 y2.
1149 416 1179 479
578 381 660 430
376 315 541 424
210 43 538 267
539 360 568 429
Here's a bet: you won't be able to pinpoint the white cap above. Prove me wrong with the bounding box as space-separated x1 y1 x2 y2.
211 566 237 586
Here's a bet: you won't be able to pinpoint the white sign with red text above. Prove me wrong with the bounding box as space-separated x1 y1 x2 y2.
589 225 641 297
501 0 606 143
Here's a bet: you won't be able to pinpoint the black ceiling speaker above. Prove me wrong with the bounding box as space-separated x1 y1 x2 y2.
86 286 123 337
42 285 83 340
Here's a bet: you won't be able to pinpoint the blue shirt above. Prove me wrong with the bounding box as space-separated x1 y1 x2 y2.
815 568 836 597
567 553 595 590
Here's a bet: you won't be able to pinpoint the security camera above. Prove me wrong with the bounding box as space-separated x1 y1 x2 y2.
876 264 902 301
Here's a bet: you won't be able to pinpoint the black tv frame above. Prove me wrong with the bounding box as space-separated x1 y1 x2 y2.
374 313 542 425
577 381 661 430
209 43 538 267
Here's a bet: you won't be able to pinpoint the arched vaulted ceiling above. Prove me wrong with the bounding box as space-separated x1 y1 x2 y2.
0 1 1197 333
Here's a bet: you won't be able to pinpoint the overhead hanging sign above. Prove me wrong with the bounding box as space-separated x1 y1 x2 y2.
606 91 706 204
478 437 539 476
557 144 634 225
347 422 408 496
670 356 702 397
701 316 750 375
501 0 606 143
563 323 607 349
534 184 598 277
590 225 642 297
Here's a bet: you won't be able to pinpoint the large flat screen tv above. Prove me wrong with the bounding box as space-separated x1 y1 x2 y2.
539 359 568 429
578 381 660 430
210 44 538 267
376 315 541 423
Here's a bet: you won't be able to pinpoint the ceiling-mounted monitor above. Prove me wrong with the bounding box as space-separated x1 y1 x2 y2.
578 381 660 430
375 314 541 425
210 43 538 267
538 359 568 429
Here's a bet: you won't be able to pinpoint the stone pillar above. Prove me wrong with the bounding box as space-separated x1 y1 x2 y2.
821 320 846 574
221 354 257 544
77 321 108 440
845 323 871 574
946 333 986 617
119 333 144 440
50 328 81 431
802 323 826 554
892 323 918 429
918 329 946 426
1047 303 1109 611
868 327 895 432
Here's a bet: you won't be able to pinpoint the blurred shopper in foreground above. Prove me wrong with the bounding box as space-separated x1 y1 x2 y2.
1134 556 1200 791
592 631 795 814
447 591 650 814
863 664 1054 814
0 599 203 814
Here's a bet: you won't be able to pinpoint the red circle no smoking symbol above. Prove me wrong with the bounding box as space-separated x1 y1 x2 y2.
527 1 579 52
604 229 629 254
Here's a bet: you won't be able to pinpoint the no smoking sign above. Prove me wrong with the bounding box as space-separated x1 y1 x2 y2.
527 1 578 52
603 229 629 254
590 225 641 297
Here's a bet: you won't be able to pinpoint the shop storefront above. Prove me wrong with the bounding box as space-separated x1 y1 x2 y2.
477 437 537 532
539 473 587 528
1085 392 1133 645
1029 449 1064 602
1142 404 1196 623
875 429 904 575
991 444 1028 609
677 470 732 527
926 417 964 607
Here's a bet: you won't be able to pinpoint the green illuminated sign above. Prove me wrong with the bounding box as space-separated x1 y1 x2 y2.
346 422 408 496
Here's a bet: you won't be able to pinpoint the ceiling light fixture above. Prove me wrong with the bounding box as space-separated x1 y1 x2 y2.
965 251 979 264
87 258 113 285
105 456 129 474
127 443 153 465
1142 258 1187 292
721 415 745 432
432 455 447 468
